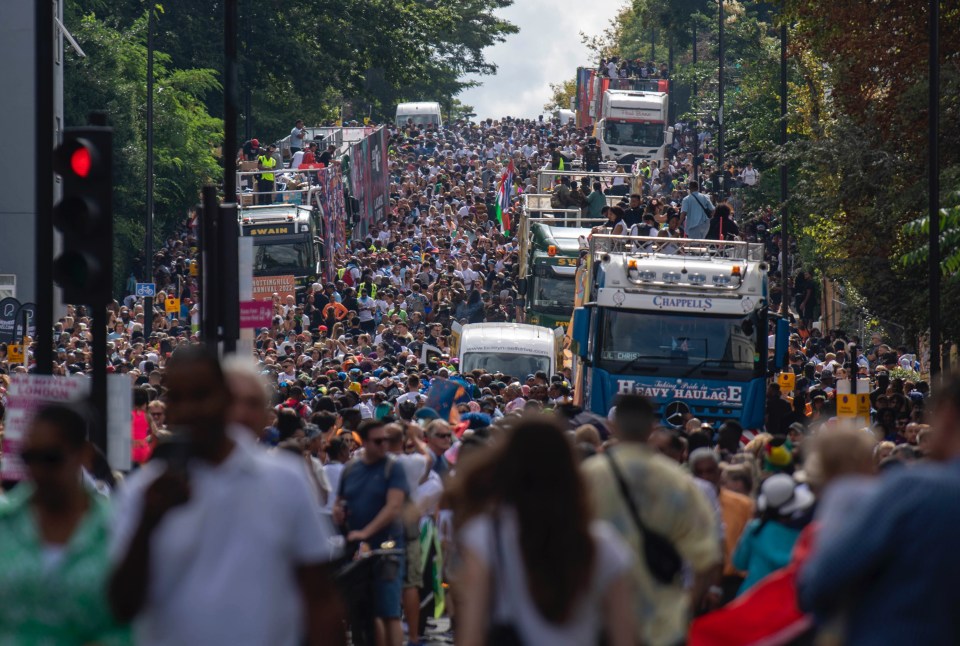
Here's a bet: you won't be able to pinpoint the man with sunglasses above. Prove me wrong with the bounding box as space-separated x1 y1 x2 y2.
333 419 410 646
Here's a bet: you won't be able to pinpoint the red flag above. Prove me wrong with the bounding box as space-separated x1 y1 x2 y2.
689 525 816 646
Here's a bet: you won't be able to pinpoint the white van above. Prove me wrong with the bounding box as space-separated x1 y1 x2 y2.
450 322 564 379
396 102 443 128
555 109 575 125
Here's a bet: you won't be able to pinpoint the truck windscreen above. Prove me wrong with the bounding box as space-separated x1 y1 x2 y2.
397 114 438 126
461 352 550 379
596 309 755 374
532 274 576 311
254 239 313 274
604 121 664 148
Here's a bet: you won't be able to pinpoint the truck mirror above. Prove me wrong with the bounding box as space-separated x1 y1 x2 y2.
517 278 527 295
571 307 590 358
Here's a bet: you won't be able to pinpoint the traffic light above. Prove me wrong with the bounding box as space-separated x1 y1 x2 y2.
52 127 113 305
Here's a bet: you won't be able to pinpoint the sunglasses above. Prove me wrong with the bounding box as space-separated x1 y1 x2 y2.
21 448 68 467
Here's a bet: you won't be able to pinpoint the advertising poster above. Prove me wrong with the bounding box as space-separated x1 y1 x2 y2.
1 375 90 480
252 275 296 302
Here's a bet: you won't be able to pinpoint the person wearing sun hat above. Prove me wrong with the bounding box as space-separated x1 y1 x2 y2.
732 473 814 595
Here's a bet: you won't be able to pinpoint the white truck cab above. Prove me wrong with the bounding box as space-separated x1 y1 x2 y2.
451 322 564 379
396 102 443 129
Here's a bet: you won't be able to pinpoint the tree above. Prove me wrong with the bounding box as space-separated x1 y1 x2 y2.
67 0 517 146
64 12 222 290
561 0 960 343
543 78 577 112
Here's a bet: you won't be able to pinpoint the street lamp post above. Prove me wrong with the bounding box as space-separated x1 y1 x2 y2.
779 6 789 320
717 0 725 198
144 5 155 337
692 18 699 185
929 0 941 377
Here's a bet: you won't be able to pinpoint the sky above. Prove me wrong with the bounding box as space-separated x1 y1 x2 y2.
459 0 628 121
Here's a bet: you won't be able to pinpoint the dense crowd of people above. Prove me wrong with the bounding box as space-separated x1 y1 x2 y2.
0 107 950 646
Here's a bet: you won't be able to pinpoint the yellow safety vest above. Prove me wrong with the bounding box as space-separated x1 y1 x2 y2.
258 154 276 181
360 282 377 299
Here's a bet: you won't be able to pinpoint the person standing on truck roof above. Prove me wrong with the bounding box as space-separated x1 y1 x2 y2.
586 181 606 218
680 180 714 240
318 144 336 167
583 137 601 173
290 119 305 155
257 145 277 205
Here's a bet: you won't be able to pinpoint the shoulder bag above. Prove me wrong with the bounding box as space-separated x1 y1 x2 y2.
605 452 683 585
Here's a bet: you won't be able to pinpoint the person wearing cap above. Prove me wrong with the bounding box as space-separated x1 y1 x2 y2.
731 473 814 595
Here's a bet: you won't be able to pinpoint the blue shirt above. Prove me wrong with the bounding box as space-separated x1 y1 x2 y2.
798 460 960 645
681 191 714 229
338 456 409 545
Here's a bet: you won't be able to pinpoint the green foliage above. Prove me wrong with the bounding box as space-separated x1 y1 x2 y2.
446 98 477 122
902 195 960 277
579 0 960 344
67 0 516 146
888 366 921 383
543 78 577 112
64 12 222 289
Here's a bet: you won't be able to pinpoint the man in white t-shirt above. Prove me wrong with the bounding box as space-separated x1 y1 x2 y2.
460 260 480 291
396 375 426 407
108 346 343 646
740 162 760 187
290 119 306 154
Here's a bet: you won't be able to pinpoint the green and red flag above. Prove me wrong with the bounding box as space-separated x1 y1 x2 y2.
495 160 515 235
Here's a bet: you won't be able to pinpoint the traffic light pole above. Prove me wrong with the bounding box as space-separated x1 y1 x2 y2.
779 6 789 320
200 185 220 347
221 0 240 354
34 0 54 375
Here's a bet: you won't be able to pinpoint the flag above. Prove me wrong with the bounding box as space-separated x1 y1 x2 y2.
688 524 816 646
495 160 515 235
420 518 445 618
424 378 467 424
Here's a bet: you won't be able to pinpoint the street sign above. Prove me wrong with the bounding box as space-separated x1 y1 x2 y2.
6 345 24 363
1 374 90 480
856 393 871 416
253 275 296 302
837 394 856 417
136 282 157 298
777 372 796 395
239 301 274 329
165 297 181 314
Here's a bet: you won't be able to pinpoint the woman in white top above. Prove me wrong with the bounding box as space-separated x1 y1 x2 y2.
450 415 636 646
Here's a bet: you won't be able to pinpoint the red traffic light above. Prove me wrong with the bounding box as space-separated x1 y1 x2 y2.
70 147 92 178
55 137 102 180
